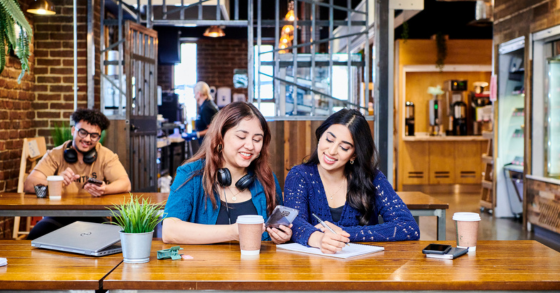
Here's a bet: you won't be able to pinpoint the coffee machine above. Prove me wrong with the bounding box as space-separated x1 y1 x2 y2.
429 97 443 136
405 101 415 136
444 80 468 135
452 100 467 135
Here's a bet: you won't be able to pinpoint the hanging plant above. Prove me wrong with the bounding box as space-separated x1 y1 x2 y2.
0 0 32 83
401 21 409 43
435 32 447 70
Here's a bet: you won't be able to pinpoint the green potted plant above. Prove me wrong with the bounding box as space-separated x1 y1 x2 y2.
0 0 33 83
108 194 166 263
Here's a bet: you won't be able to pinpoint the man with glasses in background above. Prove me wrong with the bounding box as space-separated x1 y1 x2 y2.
24 108 131 239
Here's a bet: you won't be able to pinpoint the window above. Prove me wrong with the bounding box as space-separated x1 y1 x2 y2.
254 45 275 116
174 43 198 124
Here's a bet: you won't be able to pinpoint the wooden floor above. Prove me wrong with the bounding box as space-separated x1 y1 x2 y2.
418 191 560 252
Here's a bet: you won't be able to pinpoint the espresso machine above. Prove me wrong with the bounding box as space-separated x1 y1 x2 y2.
405 101 415 136
444 80 468 135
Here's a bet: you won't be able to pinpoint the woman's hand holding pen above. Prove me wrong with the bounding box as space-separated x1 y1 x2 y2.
309 221 350 254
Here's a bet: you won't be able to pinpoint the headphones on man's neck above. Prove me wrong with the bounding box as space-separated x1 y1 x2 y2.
63 141 98 165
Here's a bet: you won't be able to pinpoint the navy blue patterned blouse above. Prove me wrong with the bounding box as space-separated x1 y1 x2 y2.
284 164 420 246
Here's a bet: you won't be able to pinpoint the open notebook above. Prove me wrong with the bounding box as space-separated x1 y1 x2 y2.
276 243 384 259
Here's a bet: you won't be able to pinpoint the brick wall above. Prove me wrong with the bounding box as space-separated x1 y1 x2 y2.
0 0 35 194
158 64 174 91
197 39 248 98
0 0 35 237
33 0 89 147
493 0 558 44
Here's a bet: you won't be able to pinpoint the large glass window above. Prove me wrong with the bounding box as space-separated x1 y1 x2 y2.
174 43 198 124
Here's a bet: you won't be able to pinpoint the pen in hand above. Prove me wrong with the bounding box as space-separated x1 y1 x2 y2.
311 213 350 247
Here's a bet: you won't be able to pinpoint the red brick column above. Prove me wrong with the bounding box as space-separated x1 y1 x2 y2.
33 0 89 147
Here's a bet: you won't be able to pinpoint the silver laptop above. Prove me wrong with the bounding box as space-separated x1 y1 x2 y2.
31 221 122 256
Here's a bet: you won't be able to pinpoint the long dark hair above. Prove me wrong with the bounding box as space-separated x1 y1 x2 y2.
185 102 276 215
305 109 379 225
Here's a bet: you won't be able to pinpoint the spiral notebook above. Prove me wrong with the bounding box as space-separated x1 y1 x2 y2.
276 243 384 259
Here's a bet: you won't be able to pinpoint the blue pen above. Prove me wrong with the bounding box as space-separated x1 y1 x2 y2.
312 213 350 246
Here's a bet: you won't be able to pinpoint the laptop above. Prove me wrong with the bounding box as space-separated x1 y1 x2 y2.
31 221 122 257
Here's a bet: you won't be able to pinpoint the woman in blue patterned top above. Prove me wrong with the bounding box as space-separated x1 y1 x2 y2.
284 109 419 254
162 102 292 244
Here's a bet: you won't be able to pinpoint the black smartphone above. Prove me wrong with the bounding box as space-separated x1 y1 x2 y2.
83 177 103 188
422 244 452 255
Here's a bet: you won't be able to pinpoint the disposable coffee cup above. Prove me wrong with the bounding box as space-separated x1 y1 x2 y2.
47 176 64 200
453 212 481 251
237 215 264 255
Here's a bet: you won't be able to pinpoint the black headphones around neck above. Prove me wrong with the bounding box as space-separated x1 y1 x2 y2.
216 168 254 190
63 141 98 165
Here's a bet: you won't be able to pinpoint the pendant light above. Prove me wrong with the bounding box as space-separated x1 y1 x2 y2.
203 26 225 38
27 0 56 15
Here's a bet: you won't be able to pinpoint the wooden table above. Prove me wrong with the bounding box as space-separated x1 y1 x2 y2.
103 240 560 292
0 192 168 217
397 191 449 240
0 191 447 239
0 240 122 292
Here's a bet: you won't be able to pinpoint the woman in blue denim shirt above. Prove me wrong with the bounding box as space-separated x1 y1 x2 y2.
162 102 292 244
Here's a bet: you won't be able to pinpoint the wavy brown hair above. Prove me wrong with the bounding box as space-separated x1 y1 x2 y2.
185 102 276 214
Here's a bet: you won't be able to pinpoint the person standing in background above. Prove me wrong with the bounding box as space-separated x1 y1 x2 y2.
184 81 219 144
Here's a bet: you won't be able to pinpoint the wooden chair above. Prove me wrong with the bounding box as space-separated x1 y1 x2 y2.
14 137 47 239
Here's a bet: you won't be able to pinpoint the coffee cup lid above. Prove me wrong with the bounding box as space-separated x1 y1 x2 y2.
453 212 481 221
47 176 64 181
237 215 264 224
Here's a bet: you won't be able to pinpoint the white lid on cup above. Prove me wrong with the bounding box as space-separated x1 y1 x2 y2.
47 176 64 181
452 212 481 221
237 215 264 224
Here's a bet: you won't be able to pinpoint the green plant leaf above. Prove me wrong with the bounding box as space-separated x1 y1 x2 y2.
106 193 167 234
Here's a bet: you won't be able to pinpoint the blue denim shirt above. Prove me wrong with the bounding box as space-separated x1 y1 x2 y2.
164 160 283 241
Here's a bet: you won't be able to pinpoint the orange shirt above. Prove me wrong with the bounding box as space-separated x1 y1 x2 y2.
34 140 128 194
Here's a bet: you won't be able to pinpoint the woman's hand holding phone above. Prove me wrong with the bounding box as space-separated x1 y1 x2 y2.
267 224 293 244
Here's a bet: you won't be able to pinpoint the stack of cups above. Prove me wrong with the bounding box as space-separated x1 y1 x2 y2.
237 215 264 255
453 212 481 251
47 176 64 200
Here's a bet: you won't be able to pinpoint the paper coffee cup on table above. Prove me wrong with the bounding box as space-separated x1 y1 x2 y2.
453 212 481 251
237 215 264 255
47 176 63 200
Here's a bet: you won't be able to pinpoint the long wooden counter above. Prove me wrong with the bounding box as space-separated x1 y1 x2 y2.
102 240 560 291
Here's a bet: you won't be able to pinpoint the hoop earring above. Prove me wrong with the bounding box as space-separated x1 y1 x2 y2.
217 144 223 152
350 159 355 165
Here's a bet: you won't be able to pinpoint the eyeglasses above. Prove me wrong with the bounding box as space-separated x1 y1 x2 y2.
77 128 101 141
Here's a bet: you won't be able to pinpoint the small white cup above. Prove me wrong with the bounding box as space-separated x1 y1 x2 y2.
237 215 264 255
453 212 481 251
47 176 64 200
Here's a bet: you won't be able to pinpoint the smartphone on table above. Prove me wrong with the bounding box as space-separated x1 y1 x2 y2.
422 244 452 254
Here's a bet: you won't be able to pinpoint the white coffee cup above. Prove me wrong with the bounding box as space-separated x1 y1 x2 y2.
237 215 264 255
453 212 481 251
47 176 64 200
